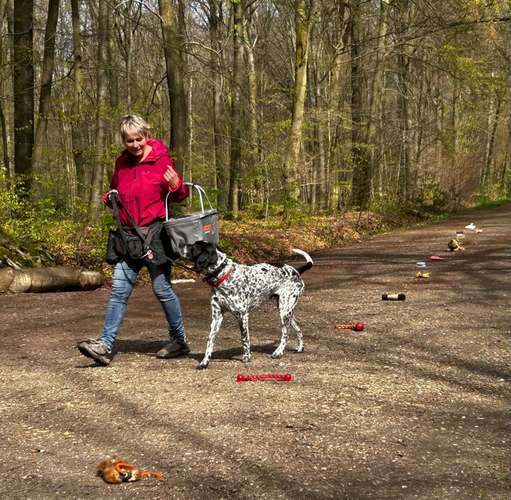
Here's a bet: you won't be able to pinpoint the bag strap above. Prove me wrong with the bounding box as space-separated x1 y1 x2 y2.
108 190 147 243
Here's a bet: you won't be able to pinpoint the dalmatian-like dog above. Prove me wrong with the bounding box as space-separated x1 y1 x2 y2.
189 242 313 369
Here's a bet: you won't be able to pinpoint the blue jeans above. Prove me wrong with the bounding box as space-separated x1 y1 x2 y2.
100 259 186 349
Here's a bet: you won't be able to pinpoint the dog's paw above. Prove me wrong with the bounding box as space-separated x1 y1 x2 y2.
241 355 251 363
196 361 209 370
271 351 283 359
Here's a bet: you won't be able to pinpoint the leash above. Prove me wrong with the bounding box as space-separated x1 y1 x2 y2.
167 257 201 275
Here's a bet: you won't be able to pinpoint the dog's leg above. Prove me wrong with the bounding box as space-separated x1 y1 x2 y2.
290 317 304 352
238 314 251 363
198 297 223 369
272 293 299 358
271 315 289 359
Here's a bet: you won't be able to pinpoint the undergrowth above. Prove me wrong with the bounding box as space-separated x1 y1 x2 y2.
2 170 507 274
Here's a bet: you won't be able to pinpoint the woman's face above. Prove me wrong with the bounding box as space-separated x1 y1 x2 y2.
123 129 149 159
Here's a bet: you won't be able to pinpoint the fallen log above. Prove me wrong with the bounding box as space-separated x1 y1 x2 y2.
0 266 104 293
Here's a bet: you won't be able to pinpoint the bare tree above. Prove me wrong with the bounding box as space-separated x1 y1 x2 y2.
70 0 84 196
12 0 34 194
228 0 243 216
207 0 228 209
88 0 109 220
0 0 10 175
32 0 60 171
349 0 371 209
159 0 188 173
284 0 315 202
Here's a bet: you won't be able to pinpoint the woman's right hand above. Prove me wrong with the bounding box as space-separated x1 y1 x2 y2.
164 165 180 189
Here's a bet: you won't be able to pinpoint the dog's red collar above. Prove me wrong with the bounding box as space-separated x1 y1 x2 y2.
206 267 233 288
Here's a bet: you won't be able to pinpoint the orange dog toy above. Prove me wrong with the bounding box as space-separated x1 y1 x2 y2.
335 322 366 331
97 459 163 484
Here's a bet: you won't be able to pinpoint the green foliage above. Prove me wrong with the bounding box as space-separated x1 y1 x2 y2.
477 183 510 208
438 43 505 95
416 177 450 213
0 169 23 217
0 169 113 270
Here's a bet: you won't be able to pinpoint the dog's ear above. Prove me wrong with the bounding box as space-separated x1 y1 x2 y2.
190 242 218 272
189 242 203 261
189 241 209 261
205 243 218 264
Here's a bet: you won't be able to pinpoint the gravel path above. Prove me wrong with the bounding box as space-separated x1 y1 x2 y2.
1 204 509 499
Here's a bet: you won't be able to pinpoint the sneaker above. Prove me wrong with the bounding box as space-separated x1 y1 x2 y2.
77 338 113 366
156 339 190 359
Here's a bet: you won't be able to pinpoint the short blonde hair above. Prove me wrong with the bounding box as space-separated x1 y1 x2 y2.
119 114 152 140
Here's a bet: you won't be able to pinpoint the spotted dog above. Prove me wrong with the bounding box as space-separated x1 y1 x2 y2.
189 242 313 369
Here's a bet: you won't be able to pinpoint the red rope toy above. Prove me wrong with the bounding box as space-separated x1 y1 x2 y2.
236 373 292 382
335 322 366 331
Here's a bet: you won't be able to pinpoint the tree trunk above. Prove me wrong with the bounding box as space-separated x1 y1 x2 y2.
12 0 34 194
88 0 109 221
326 2 349 211
0 266 103 293
307 33 326 212
284 0 314 202
350 0 371 209
482 94 501 188
70 0 85 195
502 105 511 191
159 0 188 173
396 51 411 202
208 0 227 209
243 4 259 204
0 0 10 175
228 0 243 217
366 0 387 200
60 97 77 211
32 0 60 171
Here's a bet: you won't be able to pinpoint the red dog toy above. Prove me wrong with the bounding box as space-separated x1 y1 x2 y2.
335 322 366 331
236 373 292 382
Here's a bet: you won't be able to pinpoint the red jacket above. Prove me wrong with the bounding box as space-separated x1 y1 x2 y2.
105 139 189 226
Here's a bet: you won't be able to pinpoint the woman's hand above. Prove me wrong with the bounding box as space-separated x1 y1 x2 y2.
164 165 180 189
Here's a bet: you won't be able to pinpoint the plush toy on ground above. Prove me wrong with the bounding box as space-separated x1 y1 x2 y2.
415 271 431 279
448 238 464 252
97 459 163 484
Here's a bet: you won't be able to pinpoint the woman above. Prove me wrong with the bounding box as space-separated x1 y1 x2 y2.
78 114 190 366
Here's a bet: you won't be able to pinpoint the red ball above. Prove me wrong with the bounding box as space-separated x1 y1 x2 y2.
353 322 365 331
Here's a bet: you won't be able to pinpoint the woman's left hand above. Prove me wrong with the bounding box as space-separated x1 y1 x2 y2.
164 165 179 189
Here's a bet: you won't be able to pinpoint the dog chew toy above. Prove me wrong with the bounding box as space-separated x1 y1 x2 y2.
236 373 292 382
382 293 406 301
415 271 431 279
448 238 464 252
335 322 366 331
97 459 163 484
430 255 444 260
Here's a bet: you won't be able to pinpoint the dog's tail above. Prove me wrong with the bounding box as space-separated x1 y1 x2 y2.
292 248 313 275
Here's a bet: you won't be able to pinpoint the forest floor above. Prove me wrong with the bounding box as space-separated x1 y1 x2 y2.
0 204 510 499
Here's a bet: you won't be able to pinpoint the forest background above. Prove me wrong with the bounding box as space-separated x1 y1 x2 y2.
1 0 510 272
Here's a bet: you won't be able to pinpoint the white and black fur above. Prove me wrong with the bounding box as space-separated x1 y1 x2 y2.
189 242 313 369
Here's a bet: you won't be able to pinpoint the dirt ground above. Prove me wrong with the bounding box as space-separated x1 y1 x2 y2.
0 205 510 500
